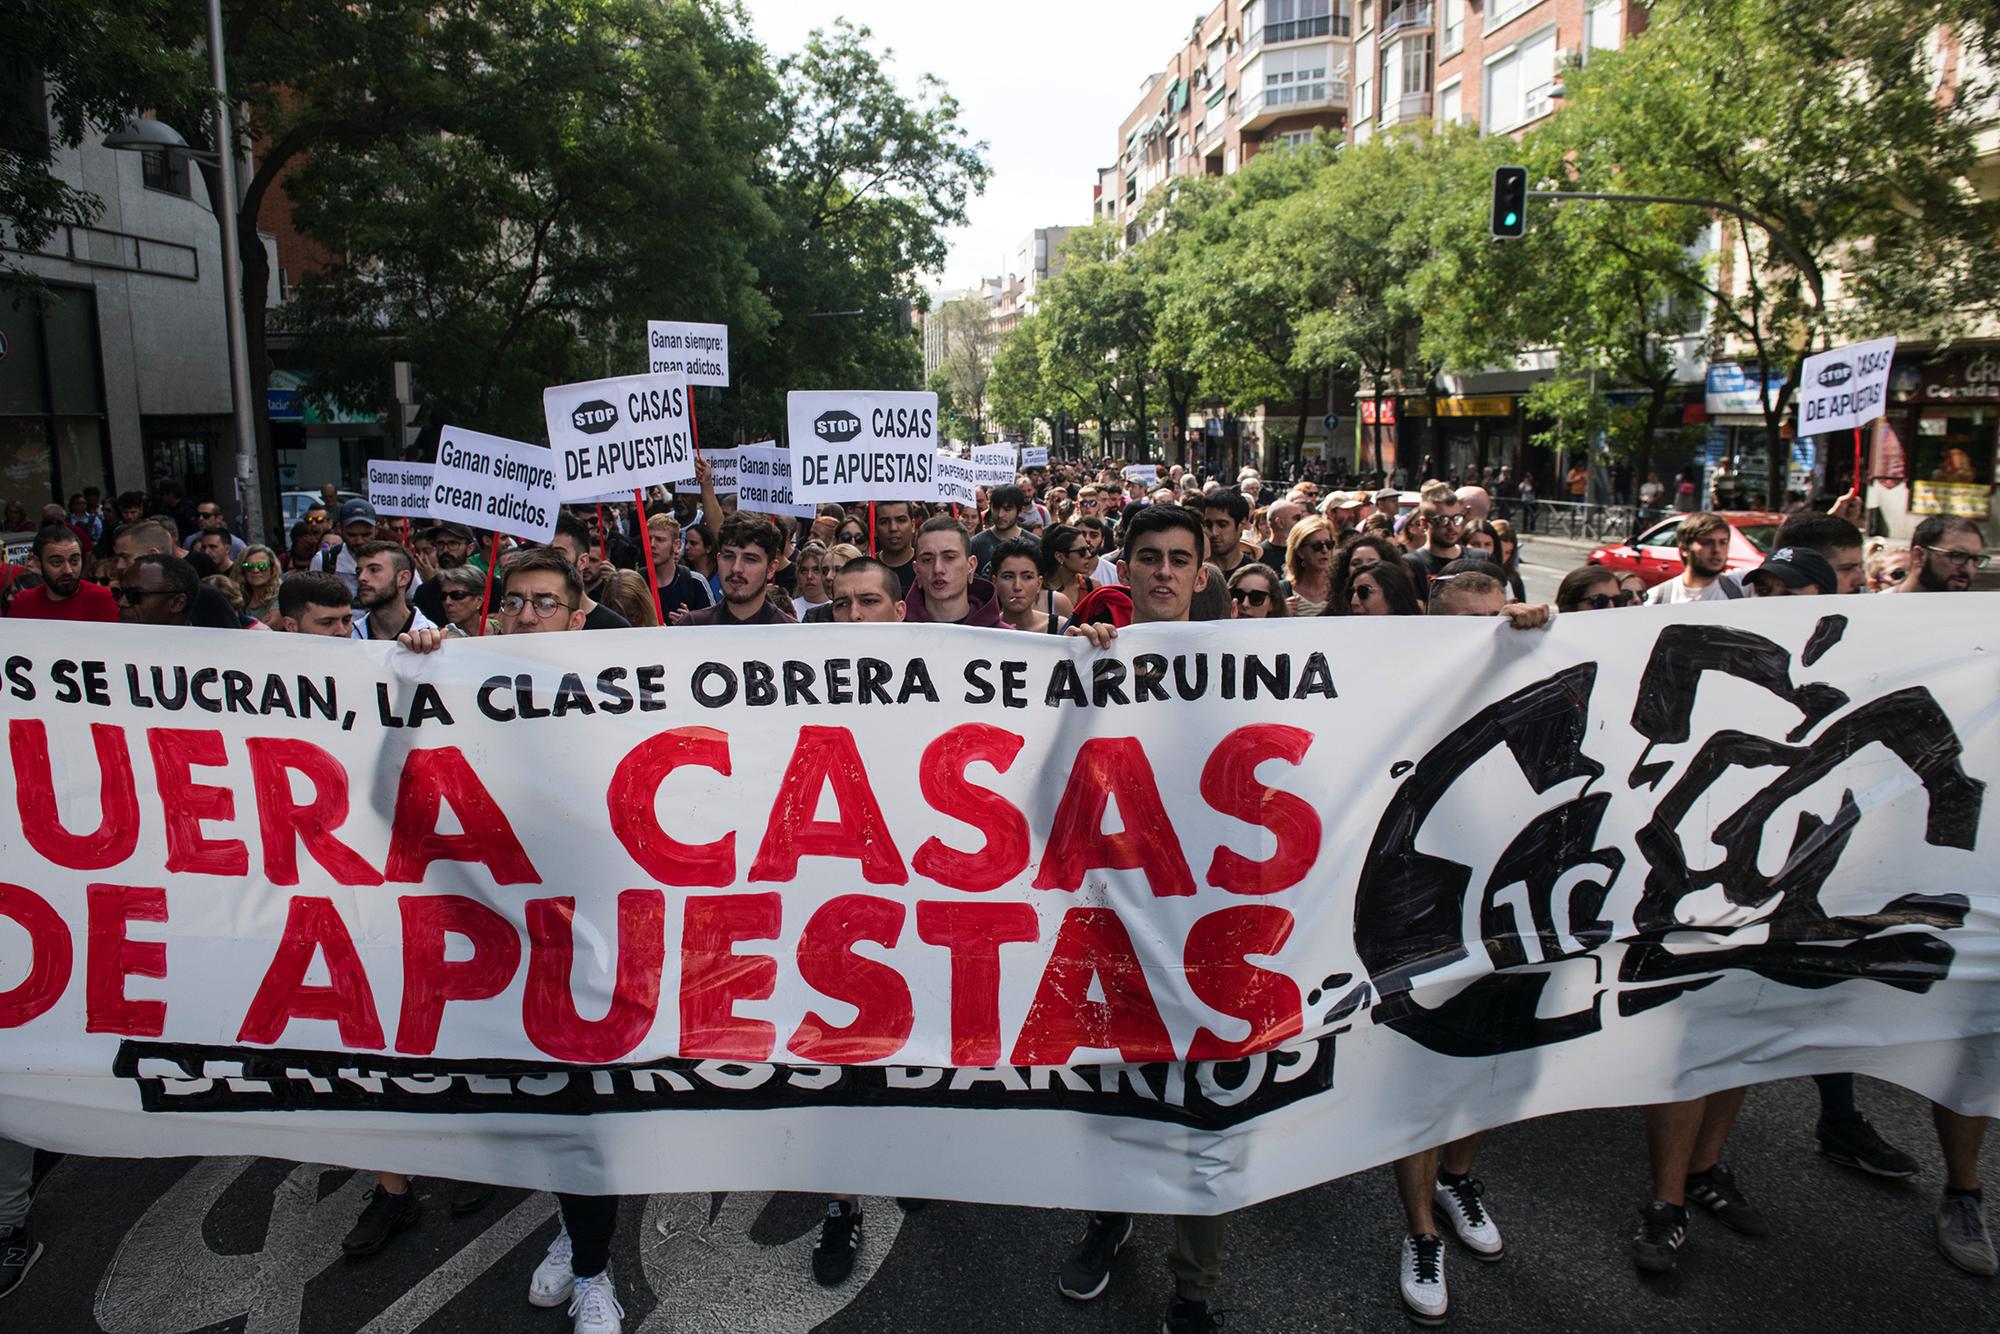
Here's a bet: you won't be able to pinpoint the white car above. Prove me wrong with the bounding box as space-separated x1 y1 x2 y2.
280 489 363 532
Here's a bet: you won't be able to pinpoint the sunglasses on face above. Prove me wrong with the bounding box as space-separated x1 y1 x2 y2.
1581 593 1621 610
1350 584 1378 602
113 587 171 603
441 589 478 601
1230 587 1272 607
1302 540 1333 554
240 561 274 572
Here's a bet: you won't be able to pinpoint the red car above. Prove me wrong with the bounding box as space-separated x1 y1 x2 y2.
1589 512 1782 588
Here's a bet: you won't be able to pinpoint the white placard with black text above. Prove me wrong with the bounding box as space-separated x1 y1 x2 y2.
786 391 938 503
366 460 434 519
934 450 978 508
543 371 697 501
429 426 558 542
972 446 1017 487
645 320 730 387
735 442 814 519
1798 337 1898 438
1021 446 1049 468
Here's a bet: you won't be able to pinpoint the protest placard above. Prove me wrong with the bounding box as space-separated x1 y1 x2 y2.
736 441 814 518
1021 446 1049 468
1123 463 1160 487
933 449 978 507
543 370 696 501
365 460 434 519
1 600 1996 1212
706 446 739 496
645 320 730 387
972 446 1017 487
1798 337 1898 437
787 391 937 503
429 425 557 542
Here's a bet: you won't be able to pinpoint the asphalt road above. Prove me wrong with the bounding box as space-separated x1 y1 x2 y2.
10 1074 1993 1333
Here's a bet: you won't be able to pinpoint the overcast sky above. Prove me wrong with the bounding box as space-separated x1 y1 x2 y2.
742 0 1204 292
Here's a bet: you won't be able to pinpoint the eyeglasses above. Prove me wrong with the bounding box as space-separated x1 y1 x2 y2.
1230 587 1272 607
499 593 575 618
112 587 171 604
1920 545 1990 570
240 561 274 572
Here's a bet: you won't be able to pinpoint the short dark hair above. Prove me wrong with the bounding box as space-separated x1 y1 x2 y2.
990 484 1028 511
1331 552 1421 616
351 540 412 579
717 511 782 560
1675 511 1729 550
993 534 1050 577
115 490 148 512
1120 503 1206 562
279 571 352 619
917 514 972 553
1774 510 1863 555
31 523 79 558
1912 514 1984 549
1203 488 1250 524
132 553 198 614
554 510 594 551
834 556 901 601
502 546 584 602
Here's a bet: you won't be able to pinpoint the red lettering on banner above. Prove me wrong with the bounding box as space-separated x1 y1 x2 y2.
787 895 912 1063
396 895 523 1055
384 747 538 884
913 724 1029 892
147 728 249 877
1183 906 1303 1060
85 884 168 1036
0 883 71 1027
1199 725 1321 894
1033 738 1194 897
680 892 781 1060
237 896 384 1048
524 891 664 1064
749 727 907 885
914 900 1040 1065
9 720 138 870
607 728 735 886
1010 907 1173 1065
244 738 385 887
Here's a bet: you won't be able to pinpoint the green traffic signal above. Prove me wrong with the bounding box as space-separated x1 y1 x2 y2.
1491 166 1528 239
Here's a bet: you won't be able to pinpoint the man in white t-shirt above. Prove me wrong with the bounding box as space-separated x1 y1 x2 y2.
1646 512 1739 605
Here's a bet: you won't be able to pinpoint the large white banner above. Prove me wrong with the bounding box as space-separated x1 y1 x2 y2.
543 371 697 500
787 391 936 503
1798 337 1898 437
1 599 1996 1213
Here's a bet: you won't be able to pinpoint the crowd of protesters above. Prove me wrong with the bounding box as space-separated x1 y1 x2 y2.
0 455 1991 1333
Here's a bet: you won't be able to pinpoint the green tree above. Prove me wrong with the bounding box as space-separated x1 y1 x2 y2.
1553 0 2000 502
929 295 997 443
1033 222 1156 456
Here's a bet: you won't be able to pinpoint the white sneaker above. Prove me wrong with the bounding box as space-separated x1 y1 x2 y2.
528 1222 574 1308
1434 1176 1504 1259
569 1269 625 1334
1400 1233 1448 1326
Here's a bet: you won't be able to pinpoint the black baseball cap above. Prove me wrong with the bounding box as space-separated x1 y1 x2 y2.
1749 546 1836 595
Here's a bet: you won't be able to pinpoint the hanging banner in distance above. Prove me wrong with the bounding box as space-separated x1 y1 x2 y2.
1124 464 1160 487
1021 446 1049 468
645 320 730 387
366 461 434 519
934 450 978 507
972 447 1017 487
706 448 739 497
736 442 814 519
1 602 1994 1213
543 371 697 501
787 391 937 503
1798 337 1898 437
429 426 557 542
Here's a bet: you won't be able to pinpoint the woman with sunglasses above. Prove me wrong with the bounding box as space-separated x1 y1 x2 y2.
1556 565 1626 612
433 565 493 636
1324 534 1402 616
1227 562 1287 620
1284 515 1337 616
1343 554 1422 616
236 544 283 625
1041 523 1097 607
1615 571 1647 607
835 517 870 548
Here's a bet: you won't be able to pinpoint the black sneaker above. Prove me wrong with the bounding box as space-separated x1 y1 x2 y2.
1686 1164 1769 1236
0 1228 42 1300
811 1199 863 1286
341 1186 421 1256
1058 1212 1134 1301
1817 1116 1919 1179
1162 1294 1224 1333
1631 1202 1687 1273
450 1183 496 1216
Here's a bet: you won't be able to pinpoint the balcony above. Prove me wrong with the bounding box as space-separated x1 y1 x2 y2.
1382 2 1434 36
1239 79 1350 130
1246 7 1353 51
1380 91 1432 126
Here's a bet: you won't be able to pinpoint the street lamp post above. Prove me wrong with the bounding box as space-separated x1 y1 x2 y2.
104 0 264 546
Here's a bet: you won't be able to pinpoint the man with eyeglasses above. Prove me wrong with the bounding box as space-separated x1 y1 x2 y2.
113 554 198 627
111 519 244 628
193 500 245 558
1895 515 1987 594
1402 484 1467 606
7 524 116 622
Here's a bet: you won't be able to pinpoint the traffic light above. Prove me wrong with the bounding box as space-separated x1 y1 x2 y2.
1491 166 1528 239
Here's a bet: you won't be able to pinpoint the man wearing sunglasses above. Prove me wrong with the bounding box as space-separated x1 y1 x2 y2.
1402 484 1468 606
113 554 199 627
1896 515 1987 594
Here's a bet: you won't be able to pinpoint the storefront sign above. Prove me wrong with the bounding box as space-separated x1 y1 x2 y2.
1705 364 1787 417
1431 396 1514 417
1359 398 1398 426
1912 481 1993 518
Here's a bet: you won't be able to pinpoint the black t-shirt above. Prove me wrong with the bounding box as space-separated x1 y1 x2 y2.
882 554 916 595
411 578 447 628
656 565 712 621
969 527 1021 576
190 584 241 629
583 602 631 631
1258 540 1286 571
1403 547 1460 604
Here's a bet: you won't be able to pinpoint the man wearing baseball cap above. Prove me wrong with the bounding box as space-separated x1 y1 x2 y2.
319 499 381 595
1323 491 1369 538
1744 546 1836 597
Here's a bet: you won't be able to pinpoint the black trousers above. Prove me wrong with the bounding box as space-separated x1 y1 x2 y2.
558 1193 619 1278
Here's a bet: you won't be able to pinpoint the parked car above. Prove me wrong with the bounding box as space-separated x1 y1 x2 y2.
1589 511 1781 587
280 489 363 533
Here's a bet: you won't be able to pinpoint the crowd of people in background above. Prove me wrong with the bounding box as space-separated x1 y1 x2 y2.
0 454 1990 1334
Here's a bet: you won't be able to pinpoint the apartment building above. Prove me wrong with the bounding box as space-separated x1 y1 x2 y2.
1096 1 1354 244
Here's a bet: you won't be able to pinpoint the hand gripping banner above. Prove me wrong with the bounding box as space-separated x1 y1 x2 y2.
0 598 1995 1212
